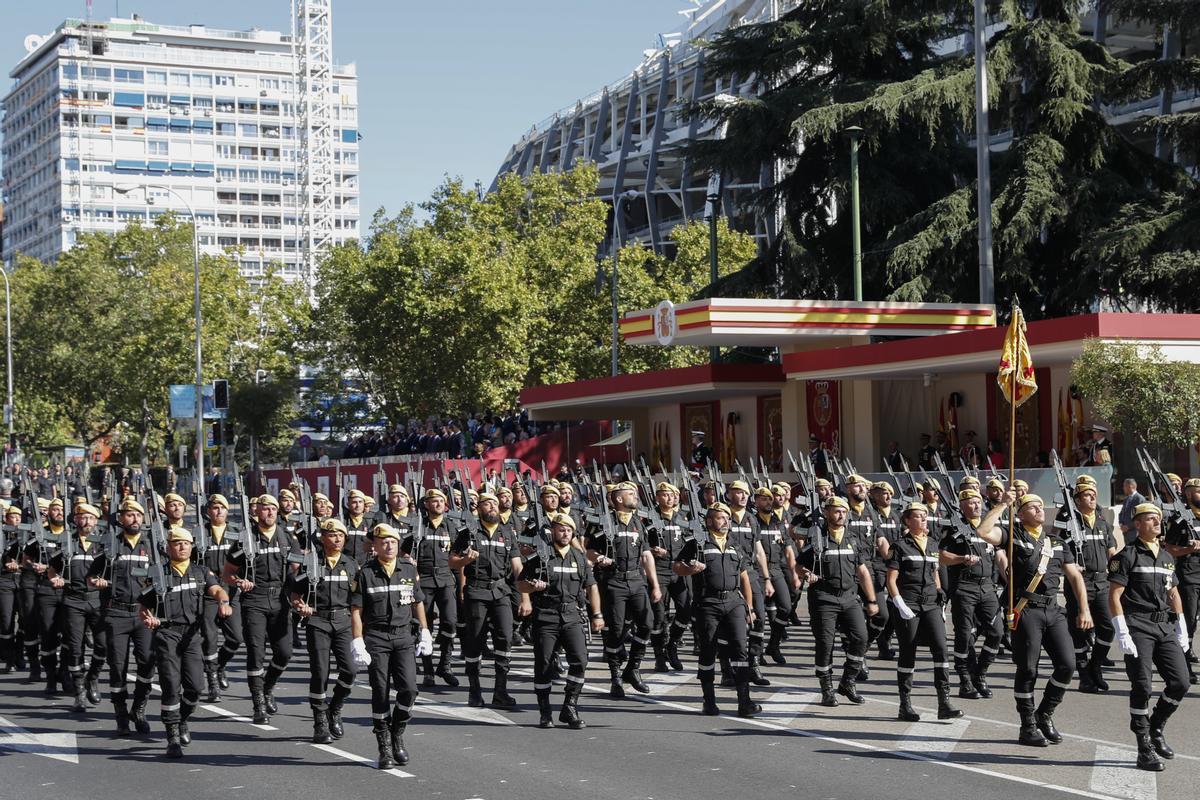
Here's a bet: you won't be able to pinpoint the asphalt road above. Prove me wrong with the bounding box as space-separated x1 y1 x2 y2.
1 608 1196 800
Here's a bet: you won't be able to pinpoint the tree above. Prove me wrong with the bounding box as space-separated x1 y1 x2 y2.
1071 339 1200 450
5 216 308 463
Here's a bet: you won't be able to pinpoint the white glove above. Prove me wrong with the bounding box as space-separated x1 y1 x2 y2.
890 594 916 620
351 637 372 669
1177 618 1191 653
1113 615 1138 657
415 627 434 657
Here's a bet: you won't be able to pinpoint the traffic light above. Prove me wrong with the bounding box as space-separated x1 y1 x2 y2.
213 379 229 410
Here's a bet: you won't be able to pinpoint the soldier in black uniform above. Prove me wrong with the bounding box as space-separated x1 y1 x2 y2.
888 502 962 722
87 497 158 735
450 492 524 709
313 492 335 522
377 484 414 532
844 474 885 680
647 481 692 672
976 493 1094 747
289 517 359 744
341 489 374 565
517 513 604 728
673 502 760 717
138 527 231 758
48 501 107 711
197 494 242 702
1164 478 1200 684
25 497 68 695
221 493 302 724
726 481 770 686
939 488 1008 699
413 488 459 688
753 486 796 666
585 481 661 698
867 481 899 660
0 503 23 673
1109 502 1191 771
795 496 879 707
1056 475 1117 695
351 523 432 769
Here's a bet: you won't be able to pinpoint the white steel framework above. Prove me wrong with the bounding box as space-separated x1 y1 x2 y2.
293 0 336 289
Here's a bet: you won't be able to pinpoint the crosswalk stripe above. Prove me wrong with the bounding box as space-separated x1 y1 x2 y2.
895 718 970 760
1088 744 1157 800
758 688 818 725
312 743 414 778
641 671 694 695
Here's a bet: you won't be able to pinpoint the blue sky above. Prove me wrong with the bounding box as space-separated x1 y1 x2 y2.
3 0 689 222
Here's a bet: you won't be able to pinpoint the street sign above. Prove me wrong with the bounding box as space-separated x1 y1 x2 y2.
297 434 312 447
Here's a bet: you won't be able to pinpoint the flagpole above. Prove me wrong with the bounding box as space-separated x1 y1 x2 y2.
1006 303 1018 631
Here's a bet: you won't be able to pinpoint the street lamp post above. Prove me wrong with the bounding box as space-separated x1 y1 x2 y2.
706 94 739 364
610 189 640 378
115 183 204 486
846 126 864 302
0 266 13 463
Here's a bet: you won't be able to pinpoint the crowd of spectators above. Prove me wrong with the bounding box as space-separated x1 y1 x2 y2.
336 409 581 460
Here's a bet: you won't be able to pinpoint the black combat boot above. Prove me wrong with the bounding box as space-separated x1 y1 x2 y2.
71 675 89 713
1149 702 1176 760
955 659 979 699
1017 698 1047 747
700 672 719 716
43 652 58 696
559 683 586 729
131 696 151 735
312 707 333 744
536 689 554 728
113 698 131 736
897 672 920 722
748 657 771 687
972 650 994 699
607 658 625 699
262 666 283 715
390 709 410 766
164 723 184 759
435 636 460 687
764 622 786 665
719 655 736 688
179 703 194 745
466 663 485 707
249 677 270 724
1136 733 1164 772
622 654 650 694
819 671 839 707
652 633 669 673
216 647 233 689
373 720 396 770
327 684 349 738
1035 703 1063 744
421 654 436 689
491 667 517 709
205 665 221 703
836 662 864 705
736 681 761 718
1086 651 1109 693
666 627 684 671
935 667 963 719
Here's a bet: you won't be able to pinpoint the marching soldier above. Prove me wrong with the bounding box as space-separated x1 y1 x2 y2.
343 489 374 565
1163 478 1200 684
510 482 533 526
975 494 1094 747
585 481 661 698
1109 503 1191 771
673 502 760 717
221 494 302 724
795 497 878 707
25 497 68 695
313 492 335 522
413 488 459 687
289 517 358 744
377 484 414 533
87 497 158 735
450 492 524 708
350 523 433 769
516 513 603 728
867 481 900 660
726 481 770 686
938 488 1008 699
1059 477 1117 693
1 503 22 672
197 494 242 702
48 502 106 711
844 474 886 679
163 493 187 529
887 502 962 722
753 487 797 666
647 481 691 672
138 527 231 758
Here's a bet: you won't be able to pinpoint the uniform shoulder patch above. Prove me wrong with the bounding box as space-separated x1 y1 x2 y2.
1107 558 1120 574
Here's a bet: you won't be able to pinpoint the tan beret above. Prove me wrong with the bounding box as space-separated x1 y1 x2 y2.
902 501 930 516
728 480 750 493
477 492 499 506
706 502 732 516
871 481 894 493
166 526 193 543
539 484 561 497
655 481 678 493
753 486 773 499
257 494 279 509
74 502 101 518
208 493 230 508
347 489 367 501
372 523 400 541
164 492 186 505
1133 502 1162 518
48 498 63 509
118 498 145 514
278 489 296 501
423 488 446 501
815 479 833 489
313 492 331 504
1012 479 1030 490
320 518 348 535
388 483 408 496
1017 493 1043 508
958 489 982 501
825 496 849 511
845 474 869 486
550 512 576 532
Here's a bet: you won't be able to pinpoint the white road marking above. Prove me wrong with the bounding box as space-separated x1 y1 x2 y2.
0 715 79 764
202 703 278 731
641 671 695 695
311 743 414 778
757 687 818 726
1088 745 1157 800
896 718 971 760
416 697 517 726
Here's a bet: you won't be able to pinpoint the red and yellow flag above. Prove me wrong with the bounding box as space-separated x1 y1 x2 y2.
997 304 1037 408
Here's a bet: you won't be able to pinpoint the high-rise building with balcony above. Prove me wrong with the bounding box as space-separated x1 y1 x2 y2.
2 14 360 283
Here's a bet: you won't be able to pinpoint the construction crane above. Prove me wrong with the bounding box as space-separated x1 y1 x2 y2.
292 0 336 291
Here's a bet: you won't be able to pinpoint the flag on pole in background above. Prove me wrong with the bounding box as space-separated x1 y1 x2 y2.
1056 388 1069 456
997 304 1037 408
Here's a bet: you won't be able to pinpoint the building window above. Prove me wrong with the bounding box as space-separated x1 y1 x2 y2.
115 68 143 83
170 72 190 87
146 70 167 86
193 73 213 89
215 74 235 86
148 140 168 156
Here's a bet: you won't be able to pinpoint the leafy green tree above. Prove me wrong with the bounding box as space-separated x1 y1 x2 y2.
1071 339 1200 449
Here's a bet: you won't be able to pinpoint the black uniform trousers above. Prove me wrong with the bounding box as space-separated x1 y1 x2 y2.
809 589 867 677
19 583 39 660
1011 601 1074 716
651 572 692 642
695 594 751 681
62 595 106 678
1175 579 1199 658
35 586 66 672
422 583 457 640
103 607 154 705
950 580 1003 668
600 575 651 664
745 570 766 657
1066 577 1114 665
240 586 293 688
305 610 355 712
866 572 891 644
462 592 514 676
0 578 20 664
896 604 952 693
1123 612 1189 734
531 604 588 691
364 625 417 724
152 622 203 724
201 594 243 670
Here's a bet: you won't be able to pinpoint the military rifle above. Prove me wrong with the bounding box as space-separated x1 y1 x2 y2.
1136 447 1187 520
1049 449 1085 555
